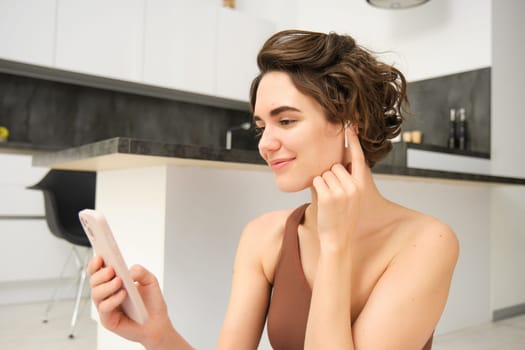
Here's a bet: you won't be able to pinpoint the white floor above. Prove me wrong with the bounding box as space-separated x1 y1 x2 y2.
432 314 525 350
1 299 525 349
0 299 96 350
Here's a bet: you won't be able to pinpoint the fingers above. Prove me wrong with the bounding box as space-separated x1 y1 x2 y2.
89 262 115 288
88 256 128 313
90 266 123 302
330 164 355 189
97 286 127 314
129 264 158 287
87 255 104 276
320 169 344 194
313 175 329 198
313 164 357 201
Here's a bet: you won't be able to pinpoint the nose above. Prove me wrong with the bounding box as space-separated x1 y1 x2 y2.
258 125 281 156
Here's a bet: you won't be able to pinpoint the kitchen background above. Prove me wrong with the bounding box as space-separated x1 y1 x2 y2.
0 0 524 349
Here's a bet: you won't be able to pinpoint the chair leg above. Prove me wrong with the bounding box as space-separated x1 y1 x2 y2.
68 247 92 338
42 246 75 323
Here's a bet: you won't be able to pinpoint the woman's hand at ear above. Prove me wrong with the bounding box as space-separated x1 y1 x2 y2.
306 127 366 349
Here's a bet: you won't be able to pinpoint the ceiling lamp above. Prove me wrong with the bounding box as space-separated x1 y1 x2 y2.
367 0 430 9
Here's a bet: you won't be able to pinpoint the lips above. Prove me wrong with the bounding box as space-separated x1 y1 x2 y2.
268 157 295 171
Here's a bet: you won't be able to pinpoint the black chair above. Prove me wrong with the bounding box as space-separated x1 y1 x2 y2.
28 169 96 338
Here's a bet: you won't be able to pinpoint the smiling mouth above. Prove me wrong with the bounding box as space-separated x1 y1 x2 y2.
269 158 295 171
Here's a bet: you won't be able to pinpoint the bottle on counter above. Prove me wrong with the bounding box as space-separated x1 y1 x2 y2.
448 108 457 149
458 108 468 150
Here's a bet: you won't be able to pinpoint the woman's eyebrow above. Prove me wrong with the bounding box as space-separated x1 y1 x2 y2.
270 105 301 116
253 105 302 122
253 106 301 122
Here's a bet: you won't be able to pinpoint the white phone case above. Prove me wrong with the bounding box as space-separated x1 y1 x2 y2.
79 209 148 325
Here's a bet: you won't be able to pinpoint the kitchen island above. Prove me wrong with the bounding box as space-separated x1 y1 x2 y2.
32 137 525 349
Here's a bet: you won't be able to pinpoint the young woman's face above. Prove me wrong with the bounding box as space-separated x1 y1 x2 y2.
254 71 346 192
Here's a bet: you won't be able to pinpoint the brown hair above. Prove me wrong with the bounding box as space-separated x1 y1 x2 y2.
250 30 408 168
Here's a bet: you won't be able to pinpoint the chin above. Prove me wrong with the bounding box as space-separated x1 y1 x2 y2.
274 176 311 193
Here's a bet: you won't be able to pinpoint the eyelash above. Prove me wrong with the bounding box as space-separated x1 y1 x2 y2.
254 126 264 137
253 119 296 137
279 119 295 126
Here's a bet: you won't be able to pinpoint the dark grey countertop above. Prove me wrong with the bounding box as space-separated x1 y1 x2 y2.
0 140 62 155
31 137 266 168
373 163 525 185
405 142 490 159
30 137 525 185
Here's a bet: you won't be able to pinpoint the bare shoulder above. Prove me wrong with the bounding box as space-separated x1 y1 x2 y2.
238 208 296 283
412 212 458 257
241 209 293 243
394 207 459 271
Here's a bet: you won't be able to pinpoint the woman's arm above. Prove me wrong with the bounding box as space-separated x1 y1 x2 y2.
305 245 354 349
351 221 458 349
304 125 363 349
305 161 357 349
217 215 278 349
305 218 458 350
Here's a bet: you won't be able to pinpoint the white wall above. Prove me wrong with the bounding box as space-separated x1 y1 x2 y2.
491 0 525 178
490 0 525 313
0 153 83 304
490 185 525 312
293 0 492 82
235 0 299 31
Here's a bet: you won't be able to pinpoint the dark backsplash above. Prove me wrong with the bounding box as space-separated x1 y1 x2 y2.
404 67 490 154
0 67 490 154
0 72 258 151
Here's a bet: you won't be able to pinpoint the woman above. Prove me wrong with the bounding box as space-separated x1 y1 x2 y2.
87 30 459 349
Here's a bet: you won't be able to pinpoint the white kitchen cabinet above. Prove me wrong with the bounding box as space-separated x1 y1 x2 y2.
143 0 218 96
1 0 278 101
0 0 56 67
55 0 144 81
215 8 276 102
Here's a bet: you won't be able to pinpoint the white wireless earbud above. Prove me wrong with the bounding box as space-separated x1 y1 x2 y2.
344 121 350 148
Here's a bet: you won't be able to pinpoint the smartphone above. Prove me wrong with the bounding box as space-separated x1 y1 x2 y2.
79 209 148 325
